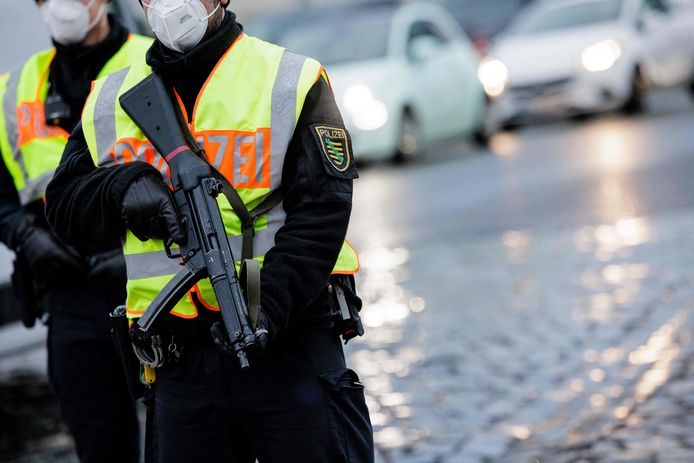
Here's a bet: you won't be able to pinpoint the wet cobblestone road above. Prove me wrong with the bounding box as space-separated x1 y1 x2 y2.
349 211 694 463
346 91 694 463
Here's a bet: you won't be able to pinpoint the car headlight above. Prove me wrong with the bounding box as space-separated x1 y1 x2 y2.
478 57 509 98
342 84 389 131
581 39 622 72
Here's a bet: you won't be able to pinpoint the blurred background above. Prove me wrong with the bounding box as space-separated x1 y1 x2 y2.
3 0 694 461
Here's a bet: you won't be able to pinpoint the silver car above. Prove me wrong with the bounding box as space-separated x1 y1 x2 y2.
247 2 490 162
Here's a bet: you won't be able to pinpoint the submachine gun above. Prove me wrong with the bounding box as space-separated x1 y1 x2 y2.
120 74 263 370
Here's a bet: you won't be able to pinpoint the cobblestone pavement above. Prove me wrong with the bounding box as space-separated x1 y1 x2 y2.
7 211 693 462
348 209 694 463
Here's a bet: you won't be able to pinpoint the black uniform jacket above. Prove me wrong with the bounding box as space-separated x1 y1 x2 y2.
45 13 359 337
0 16 129 249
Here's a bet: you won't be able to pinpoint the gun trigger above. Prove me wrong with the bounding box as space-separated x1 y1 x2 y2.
165 238 182 259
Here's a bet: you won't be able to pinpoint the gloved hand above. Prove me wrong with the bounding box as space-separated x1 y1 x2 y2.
121 175 186 244
255 311 271 352
210 311 270 362
13 215 86 287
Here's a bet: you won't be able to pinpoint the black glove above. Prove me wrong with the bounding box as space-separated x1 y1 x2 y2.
121 175 185 244
255 311 271 352
210 312 270 362
13 215 86 287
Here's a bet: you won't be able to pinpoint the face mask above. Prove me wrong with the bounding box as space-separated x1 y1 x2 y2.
40 0 106 45
143 0 221 53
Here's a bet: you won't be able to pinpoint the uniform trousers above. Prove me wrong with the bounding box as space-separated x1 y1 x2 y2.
151 319 374 463
47 283 140 463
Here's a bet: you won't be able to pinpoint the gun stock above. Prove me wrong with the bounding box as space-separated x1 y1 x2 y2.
120 74 185 157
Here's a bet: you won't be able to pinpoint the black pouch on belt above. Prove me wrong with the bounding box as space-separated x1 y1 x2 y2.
109 306 145 400
328 274 365 343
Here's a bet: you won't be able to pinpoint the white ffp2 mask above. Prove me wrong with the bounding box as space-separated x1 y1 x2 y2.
40 0 107 45
144 0 221 53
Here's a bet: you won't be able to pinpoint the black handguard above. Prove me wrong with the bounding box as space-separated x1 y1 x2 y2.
120 73 258 370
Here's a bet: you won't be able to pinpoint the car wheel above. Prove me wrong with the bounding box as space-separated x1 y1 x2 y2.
473 99 499 147
570 112 594 122
394 111 420 163
621 67 645 115
502 119 522 132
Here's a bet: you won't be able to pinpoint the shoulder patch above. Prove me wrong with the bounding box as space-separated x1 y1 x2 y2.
311 124 358 179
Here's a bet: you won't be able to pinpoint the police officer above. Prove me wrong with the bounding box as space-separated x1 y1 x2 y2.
0 1 151 461
45 0 374 461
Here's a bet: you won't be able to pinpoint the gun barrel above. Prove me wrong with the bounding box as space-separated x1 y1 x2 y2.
191 182 256 364
237 351 250 370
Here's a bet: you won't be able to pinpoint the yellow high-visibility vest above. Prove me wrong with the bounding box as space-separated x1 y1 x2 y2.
0 34 153 205
81 34 359 320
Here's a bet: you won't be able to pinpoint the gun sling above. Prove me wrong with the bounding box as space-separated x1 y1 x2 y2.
173 100 282 329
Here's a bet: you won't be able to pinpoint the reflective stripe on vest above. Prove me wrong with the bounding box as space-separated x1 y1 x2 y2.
81 34 359 320
93 67 131 166
0 35 153 205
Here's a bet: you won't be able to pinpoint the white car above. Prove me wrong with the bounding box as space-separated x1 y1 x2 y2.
479 0 694 126
247 2 488 162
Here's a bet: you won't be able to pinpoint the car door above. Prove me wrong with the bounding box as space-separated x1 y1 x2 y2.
664 0 694 79
638 0 691 87
437 19 485 136
406 19 468 141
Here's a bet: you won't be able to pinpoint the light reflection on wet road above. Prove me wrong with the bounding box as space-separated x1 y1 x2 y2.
347 89 694 462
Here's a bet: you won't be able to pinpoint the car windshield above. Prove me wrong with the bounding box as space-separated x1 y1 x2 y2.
246 8 393 66
438 0 530 38
508 0 623 35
